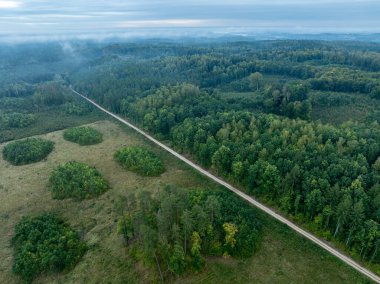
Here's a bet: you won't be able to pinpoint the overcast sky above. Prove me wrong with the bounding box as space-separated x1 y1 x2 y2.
0 0 379 39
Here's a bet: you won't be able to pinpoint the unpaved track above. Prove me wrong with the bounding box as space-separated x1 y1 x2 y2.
71 87 380 283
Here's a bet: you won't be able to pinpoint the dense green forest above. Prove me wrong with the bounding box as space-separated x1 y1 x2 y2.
67 40 380 266
1 39 380 279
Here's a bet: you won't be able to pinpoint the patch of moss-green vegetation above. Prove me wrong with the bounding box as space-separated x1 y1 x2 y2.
115 146 165 176
63 126 103 145
2 138 54 165
12 213 86 282
49 161 109 200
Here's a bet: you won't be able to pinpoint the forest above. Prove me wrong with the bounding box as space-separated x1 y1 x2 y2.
1 39 380 281
67 40 380 266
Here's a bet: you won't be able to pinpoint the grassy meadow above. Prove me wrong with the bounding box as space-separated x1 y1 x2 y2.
0 120 372 283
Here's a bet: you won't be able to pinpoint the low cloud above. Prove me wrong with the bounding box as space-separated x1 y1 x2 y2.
0 0 379 39
116 19 219 28
0 1 21 8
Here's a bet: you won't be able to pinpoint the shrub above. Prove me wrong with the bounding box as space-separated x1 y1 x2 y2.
114 146 165 176
49 161 109 200
0 112 36 129
63 102 92 116
2 138 54 165
12 213 86 282
63 126 103 145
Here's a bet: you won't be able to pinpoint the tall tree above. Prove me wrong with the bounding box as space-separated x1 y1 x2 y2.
181 210 193 255
249 72 263 91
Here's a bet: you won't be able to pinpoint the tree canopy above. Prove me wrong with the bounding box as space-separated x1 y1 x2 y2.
117 186 261 280
2 138 54 165
12 213 86 282
49 161 109 200
63 126 103 145
114 146 165 176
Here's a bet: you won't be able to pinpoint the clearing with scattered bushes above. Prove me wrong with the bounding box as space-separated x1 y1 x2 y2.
0 120 369 283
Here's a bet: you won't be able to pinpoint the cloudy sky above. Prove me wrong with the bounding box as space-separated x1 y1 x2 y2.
0 0 379 38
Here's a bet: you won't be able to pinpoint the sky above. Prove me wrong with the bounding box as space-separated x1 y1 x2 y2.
0 0 379 40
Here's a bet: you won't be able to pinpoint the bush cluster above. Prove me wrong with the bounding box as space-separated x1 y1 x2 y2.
0 112 35 129
63 102 92 116
49 161 109 200
12 213 86 282
63 126 103 145
115 146 165 176
2 138 54 165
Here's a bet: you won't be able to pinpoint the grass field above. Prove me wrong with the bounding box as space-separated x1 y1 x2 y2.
0 120 372 283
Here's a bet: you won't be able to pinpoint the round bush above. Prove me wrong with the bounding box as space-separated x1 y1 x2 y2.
49 161 109 200
63 126 103 145
12 213 86 282
115 146 165 176
2 138 54 165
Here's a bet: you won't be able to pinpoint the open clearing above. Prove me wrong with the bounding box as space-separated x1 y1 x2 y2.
0 120 370 283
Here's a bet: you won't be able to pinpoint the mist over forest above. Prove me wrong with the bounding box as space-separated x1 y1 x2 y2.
1 17 380 283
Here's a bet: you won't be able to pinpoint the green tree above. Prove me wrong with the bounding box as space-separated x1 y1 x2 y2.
205 195 221 224
248 72 263 91
305 189 324 220
190 231 204 271
181 210 193 255
334 195 352 238
223 222 238 255
211 145 232 174
262 163 281 199
169 244 186 276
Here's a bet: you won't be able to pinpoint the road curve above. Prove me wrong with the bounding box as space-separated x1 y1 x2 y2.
70 87 380 283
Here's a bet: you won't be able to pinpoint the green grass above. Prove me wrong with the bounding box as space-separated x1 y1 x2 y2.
0 120 373 283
